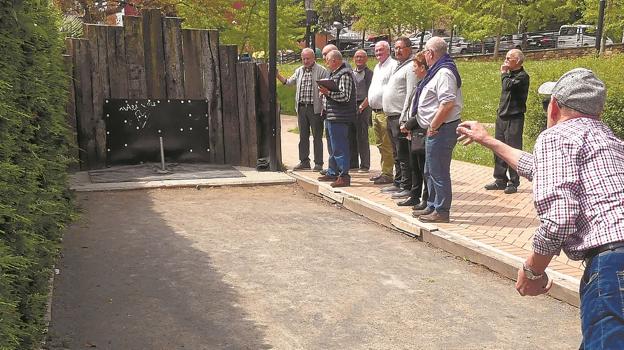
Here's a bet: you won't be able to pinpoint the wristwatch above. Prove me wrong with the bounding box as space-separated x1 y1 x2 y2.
522 263 544 280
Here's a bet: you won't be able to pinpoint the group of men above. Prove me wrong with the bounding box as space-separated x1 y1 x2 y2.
281 37 624 347
280 36 463 223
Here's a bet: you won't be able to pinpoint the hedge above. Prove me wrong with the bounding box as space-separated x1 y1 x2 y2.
0 1 74 349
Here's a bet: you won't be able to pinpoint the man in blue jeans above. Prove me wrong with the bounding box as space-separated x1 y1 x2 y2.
317 50 356 187
457 68 624 349
411 36 463 223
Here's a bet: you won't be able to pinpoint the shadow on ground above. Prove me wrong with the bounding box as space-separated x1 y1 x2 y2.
47 190 271 349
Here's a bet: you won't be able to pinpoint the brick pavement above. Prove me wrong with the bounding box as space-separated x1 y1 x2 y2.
280 115 584 281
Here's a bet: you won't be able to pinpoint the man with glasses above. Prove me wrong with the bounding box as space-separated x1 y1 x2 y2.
457 68 624 349
381 37 417 199
484 49 529 194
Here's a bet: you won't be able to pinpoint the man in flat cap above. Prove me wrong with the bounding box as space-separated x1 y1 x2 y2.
456 68 624 348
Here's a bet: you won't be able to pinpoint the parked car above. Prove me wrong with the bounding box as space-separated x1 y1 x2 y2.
409 31 432 48
442 36 471 55
462 41 484 54
557 24 613 48
539 32 558 48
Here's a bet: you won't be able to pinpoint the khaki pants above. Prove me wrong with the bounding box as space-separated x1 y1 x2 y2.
372 110 394 177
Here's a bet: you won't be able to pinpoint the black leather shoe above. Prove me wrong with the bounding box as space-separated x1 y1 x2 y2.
380 185 401 193
412 201 428 211
397 196 420 206
391 189 412 199
412 207 434 217
504 185 518 194
293 162 311 170
484 181 506 190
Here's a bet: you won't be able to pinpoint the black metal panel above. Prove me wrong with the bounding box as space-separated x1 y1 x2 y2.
104 99 210 165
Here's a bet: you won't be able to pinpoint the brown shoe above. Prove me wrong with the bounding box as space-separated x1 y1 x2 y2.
317 174 338 182
412 207 434 217
418 211 450 223
373 175 393 185
330 176 351 187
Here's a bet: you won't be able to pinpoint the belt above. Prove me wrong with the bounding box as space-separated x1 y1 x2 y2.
387 114 400 118
372 108 383 113
583 241 624 266
443 118 461 125
298 102 313 106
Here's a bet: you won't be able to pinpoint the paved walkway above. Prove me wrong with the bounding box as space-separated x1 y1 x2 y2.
280 115 584 283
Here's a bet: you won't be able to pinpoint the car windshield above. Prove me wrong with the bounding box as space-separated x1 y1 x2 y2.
560 27 577 36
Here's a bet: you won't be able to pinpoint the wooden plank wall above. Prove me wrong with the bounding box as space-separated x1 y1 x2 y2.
68 11 276 170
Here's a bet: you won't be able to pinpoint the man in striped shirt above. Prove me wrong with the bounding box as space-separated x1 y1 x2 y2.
457 68 624 348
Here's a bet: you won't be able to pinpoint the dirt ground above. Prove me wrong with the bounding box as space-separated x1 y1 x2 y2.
47 185 580 349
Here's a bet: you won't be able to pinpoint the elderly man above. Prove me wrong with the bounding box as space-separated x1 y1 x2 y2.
382 37 417 199
485 49 529 194
412 36 463 223
317 50 357 187
352 49 373 172
277 48 329 171
456 68 624 349
367 41 397 185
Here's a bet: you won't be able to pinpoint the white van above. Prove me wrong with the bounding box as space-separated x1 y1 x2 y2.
557 25 613 48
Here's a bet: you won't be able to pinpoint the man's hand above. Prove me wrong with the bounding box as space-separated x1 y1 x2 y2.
400 124 408 134
456 121 491 146
427 127 438 137
318 86 329 96
500 64 510 74
516 267 553 296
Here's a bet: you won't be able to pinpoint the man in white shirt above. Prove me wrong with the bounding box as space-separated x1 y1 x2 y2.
412 36 463 223
367 41 397 185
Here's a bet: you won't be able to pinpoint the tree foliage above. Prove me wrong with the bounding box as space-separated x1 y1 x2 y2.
179 0 305 53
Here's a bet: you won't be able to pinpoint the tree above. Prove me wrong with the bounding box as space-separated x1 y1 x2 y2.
179 0 305 53
582 0 624 47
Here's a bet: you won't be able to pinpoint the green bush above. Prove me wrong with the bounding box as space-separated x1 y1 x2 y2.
601 94 624 140
0 1 74 349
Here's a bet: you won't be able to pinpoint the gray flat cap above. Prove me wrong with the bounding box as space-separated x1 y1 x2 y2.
537 68 606 117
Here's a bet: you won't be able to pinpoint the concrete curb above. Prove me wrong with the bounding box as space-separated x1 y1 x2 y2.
69 167 295 192
288 171 581 307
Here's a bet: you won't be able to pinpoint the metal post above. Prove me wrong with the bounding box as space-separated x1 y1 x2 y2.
268 0 278 170
596 0 607 53
449 25 454 56
333 21 343 50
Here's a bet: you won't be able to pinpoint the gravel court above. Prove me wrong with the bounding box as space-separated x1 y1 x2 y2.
47 185 580 349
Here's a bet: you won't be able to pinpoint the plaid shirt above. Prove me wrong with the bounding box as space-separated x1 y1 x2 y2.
326 69 353 104
298 67 314 105
517 117 624 260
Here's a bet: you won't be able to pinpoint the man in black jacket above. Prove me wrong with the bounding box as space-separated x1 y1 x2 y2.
485 49 529 194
